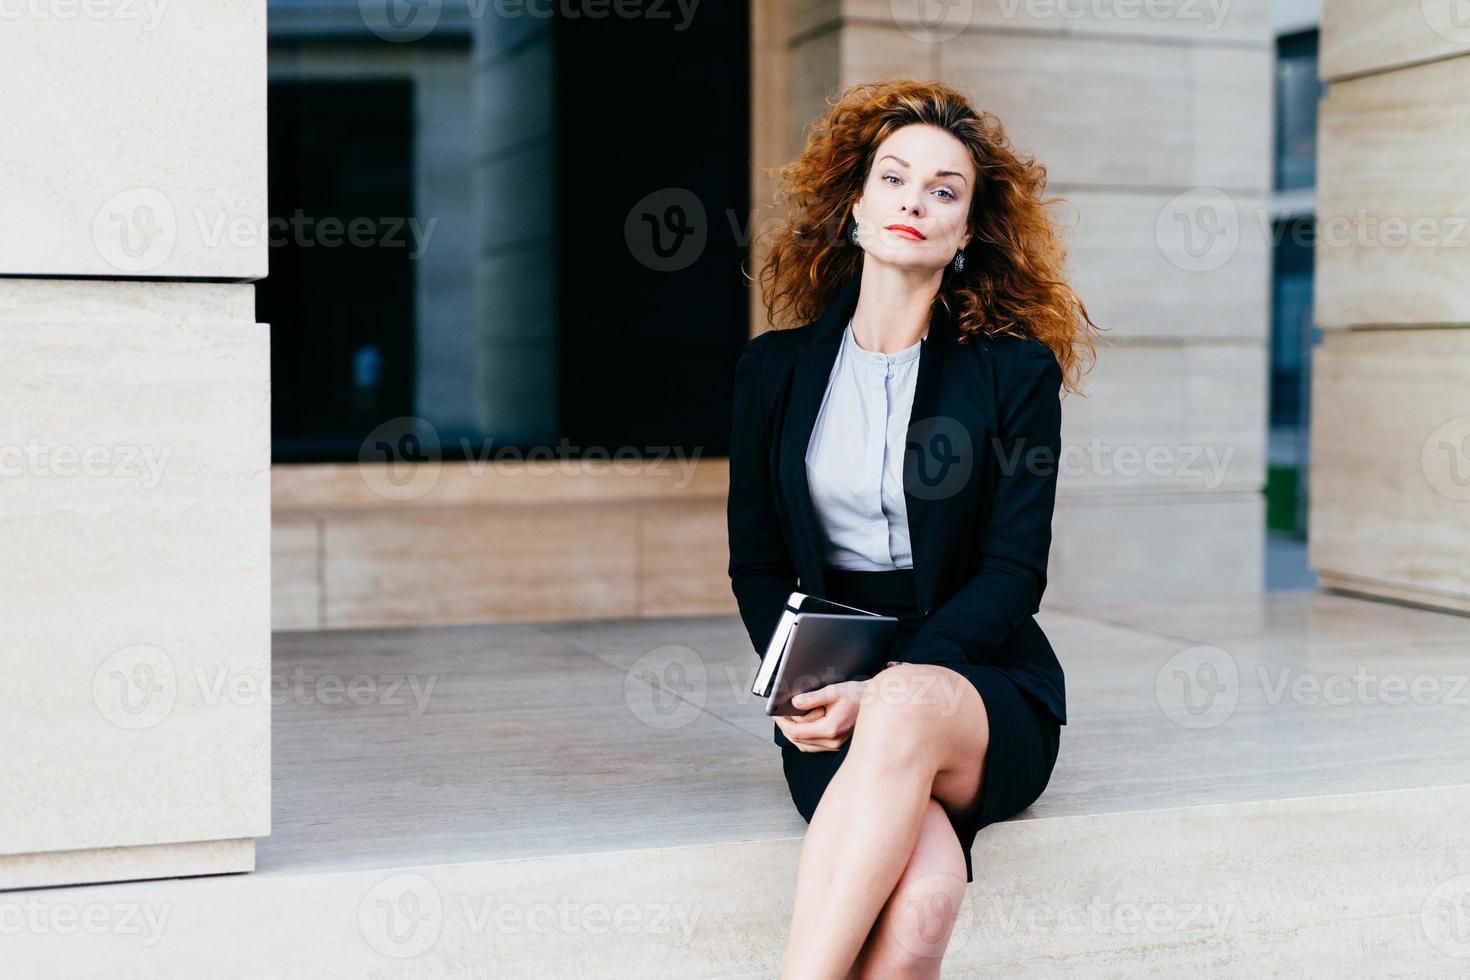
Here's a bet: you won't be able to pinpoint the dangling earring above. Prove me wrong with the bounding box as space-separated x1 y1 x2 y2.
953 250 965 272
850 223 861 247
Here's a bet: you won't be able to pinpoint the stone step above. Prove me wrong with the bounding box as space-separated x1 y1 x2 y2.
6 590 1468 977
6 783 1468 977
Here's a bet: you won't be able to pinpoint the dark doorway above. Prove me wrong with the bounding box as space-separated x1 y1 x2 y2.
260 79 416 462
555 5 751 456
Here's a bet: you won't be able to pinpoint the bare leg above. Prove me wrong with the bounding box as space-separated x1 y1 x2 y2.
779 664 989 979
855 798 968 979
843 799 968 979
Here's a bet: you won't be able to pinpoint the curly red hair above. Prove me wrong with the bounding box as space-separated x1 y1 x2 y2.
754 79 1104 395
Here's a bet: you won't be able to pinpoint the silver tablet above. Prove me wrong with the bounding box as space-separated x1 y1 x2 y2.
764 612 899 716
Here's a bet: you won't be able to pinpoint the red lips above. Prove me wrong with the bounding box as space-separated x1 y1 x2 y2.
885 224 926 241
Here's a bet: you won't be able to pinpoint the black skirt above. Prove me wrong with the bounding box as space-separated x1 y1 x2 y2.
777 566 1061 884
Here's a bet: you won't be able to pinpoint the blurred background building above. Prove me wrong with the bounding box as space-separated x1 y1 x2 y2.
268 0 1305 631
264 0 751 461
1269 0 1323 581
267 0 755 630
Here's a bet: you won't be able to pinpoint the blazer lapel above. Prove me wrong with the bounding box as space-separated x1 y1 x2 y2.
904 300 952 618
777 276 952 614
778 278 858 599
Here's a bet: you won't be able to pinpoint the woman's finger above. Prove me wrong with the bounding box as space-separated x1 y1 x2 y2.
790 719 832 741
776 704 821 729
788 704 854 744
793 703 847 733
796 739 839 752
790 684 841 711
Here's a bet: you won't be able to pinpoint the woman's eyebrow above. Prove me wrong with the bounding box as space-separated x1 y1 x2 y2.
878 154 968 184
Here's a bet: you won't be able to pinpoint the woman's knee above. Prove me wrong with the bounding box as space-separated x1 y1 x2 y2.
871 664 973 721
852 665 968 765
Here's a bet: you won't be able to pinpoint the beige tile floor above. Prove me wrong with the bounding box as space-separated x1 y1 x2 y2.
259 588 1470 878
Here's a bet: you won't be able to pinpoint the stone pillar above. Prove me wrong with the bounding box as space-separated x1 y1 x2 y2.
1309 1 1470 614
470 12 560 446
754 0 1275 602
0 9 270 887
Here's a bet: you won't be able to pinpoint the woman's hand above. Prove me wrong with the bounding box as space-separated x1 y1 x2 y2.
774 679 871 752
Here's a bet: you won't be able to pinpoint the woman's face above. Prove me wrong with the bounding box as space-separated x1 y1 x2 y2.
850 123 975 273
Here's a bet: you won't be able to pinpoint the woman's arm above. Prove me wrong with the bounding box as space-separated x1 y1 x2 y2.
727 331 800 659
899 340 1064 669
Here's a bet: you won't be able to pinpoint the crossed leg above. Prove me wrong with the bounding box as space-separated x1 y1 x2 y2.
844 797 970 979
780 663 991 980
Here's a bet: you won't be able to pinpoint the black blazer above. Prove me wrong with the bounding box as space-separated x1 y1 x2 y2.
726 275 1067 727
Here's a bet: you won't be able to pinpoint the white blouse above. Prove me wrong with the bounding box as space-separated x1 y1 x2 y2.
804 319 925 571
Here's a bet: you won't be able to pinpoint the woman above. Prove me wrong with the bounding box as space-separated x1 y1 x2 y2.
727 79 1101 978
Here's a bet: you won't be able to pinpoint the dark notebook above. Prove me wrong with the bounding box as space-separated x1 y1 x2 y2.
752 592 900 716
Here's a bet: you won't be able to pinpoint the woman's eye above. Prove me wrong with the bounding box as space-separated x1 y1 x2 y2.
882 173 901 185
934 187 956 201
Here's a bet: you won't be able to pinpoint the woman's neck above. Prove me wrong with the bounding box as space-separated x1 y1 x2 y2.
849 261 942 354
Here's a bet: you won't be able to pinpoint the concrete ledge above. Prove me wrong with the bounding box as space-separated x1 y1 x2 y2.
4 590 1467 974
4 787 1467 976
0 839 254 893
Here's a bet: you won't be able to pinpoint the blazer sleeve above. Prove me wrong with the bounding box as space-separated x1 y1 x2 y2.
898 340 1063 669
727 332 800 660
